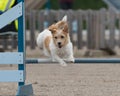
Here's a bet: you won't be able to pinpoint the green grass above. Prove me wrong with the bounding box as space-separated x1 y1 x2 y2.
43 0 108 10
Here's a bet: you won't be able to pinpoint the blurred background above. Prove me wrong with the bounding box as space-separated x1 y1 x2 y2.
1 0 120 58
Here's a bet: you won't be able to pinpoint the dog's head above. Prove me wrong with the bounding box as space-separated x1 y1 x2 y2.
48 15 69 48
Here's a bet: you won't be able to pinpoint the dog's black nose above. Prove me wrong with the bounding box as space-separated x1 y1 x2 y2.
58 42 61 45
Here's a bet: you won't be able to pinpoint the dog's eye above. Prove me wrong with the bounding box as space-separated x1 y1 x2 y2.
54 36 57 39
61 36 64 39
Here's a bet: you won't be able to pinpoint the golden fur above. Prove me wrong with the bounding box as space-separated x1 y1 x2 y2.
44 36 52 53
48 21 69 48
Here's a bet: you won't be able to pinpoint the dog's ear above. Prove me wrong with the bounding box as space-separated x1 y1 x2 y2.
48 25 57 34
63 23 69 33
56 21 69 33
56 21 65 28
62 15 67 22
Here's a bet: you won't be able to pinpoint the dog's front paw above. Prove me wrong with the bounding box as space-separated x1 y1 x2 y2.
52 58 56 62
66 58 75 63
70 58 75 63
60 61 67 67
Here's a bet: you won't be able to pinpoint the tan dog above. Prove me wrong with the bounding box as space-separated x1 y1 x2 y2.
36 15 74 66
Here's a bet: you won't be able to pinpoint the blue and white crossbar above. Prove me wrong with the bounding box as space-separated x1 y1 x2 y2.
0 2 23 29
0 52 23 64
0 70 23 82
26 58 120 64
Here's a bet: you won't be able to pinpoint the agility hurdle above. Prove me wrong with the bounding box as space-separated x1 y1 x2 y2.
0 0 33 95
26 58 120 64
1 0 120 96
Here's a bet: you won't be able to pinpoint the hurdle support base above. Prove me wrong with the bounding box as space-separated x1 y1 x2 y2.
16 84 33 96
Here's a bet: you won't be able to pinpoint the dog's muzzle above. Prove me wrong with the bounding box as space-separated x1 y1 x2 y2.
58 42 62 48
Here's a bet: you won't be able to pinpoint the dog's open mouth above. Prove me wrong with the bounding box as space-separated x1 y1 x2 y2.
58 45 62 48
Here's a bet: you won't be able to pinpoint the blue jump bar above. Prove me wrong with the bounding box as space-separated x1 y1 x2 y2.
26 58 120 64
75 58 120 63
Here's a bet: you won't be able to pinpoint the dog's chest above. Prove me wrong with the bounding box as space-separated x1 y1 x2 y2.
56 47 69 58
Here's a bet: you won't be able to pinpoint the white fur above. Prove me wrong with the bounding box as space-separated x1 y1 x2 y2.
36 16 74 66
62 15 67 22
